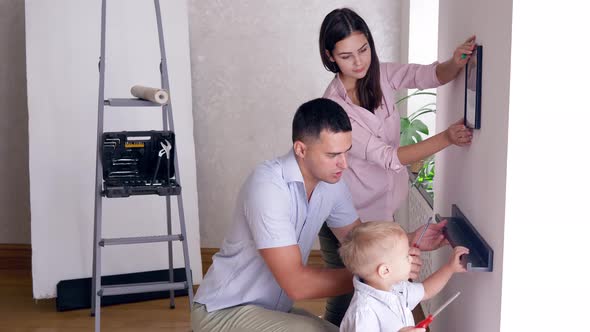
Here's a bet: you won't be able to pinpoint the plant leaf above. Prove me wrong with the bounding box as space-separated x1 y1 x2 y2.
409 107 436 121
409 102 437 116
400 117 410 131
400 129 415 146
395 90 437 105
412 119 429 135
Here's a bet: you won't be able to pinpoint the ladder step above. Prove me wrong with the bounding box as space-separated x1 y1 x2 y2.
100 234 183 246
99 281 188 297
105 98 163 107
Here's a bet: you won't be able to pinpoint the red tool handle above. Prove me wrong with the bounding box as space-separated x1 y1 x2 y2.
416 314 433 328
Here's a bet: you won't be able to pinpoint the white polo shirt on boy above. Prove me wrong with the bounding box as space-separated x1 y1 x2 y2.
340 276 425 332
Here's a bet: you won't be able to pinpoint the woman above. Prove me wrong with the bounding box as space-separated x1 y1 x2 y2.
318 8 474 326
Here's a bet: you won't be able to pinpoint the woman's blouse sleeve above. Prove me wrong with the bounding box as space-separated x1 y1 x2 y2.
350 118 405 172
382 62 442 90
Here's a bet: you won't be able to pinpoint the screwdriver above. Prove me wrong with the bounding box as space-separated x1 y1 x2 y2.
416 292 460 328
413 216 433 248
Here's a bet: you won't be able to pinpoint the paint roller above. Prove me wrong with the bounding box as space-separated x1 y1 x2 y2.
130 85 169 105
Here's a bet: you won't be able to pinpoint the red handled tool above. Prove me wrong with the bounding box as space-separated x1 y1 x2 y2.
416 292 460 328
413 217 433 248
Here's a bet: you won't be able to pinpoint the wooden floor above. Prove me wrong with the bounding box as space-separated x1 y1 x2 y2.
0 247 325 332
1 246 421 331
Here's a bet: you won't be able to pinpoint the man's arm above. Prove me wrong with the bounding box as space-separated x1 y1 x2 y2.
330 218 361 243
258 218 361 301
259 245 353 301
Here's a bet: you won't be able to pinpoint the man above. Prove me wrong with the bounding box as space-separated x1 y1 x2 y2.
192 98 446 331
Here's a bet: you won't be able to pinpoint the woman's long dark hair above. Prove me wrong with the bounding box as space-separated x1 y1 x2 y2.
319 8 383 113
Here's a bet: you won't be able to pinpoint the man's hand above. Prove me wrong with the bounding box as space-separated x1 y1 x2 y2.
409 246 423 280
410 219 448 251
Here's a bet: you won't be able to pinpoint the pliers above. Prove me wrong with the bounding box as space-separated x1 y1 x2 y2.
152 139 172 184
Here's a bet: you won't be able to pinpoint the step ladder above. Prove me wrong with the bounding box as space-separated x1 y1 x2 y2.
90 1 194 331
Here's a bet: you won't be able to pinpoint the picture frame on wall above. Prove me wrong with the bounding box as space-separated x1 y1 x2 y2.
464 45 483 129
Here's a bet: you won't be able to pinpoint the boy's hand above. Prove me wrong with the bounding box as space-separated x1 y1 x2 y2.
410 220 448 251
399 327 426 332
447 246 470 273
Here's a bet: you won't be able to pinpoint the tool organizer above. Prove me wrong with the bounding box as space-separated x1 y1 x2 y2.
101 131 180 198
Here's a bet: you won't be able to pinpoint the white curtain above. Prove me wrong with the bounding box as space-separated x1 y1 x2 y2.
26 0 201 299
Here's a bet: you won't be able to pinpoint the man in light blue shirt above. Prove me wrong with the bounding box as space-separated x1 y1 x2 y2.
191 98 446 331
192 98 361 331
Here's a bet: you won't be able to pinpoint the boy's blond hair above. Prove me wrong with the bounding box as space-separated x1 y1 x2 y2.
339 221 407 277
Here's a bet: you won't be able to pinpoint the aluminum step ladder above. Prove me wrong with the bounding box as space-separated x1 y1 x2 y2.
90 1 193 331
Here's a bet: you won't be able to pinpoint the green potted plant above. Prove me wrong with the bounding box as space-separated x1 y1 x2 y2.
396 90 436 200
412 156 434 199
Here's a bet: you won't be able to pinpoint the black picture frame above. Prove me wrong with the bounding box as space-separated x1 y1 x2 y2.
464 45 482 129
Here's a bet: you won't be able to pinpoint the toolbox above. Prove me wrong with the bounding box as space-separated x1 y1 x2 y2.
100 131 181 198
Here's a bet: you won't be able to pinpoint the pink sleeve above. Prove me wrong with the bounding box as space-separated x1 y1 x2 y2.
382 62 442 90
350 119 405 172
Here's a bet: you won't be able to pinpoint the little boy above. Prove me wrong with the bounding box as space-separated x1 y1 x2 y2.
338 221 469 332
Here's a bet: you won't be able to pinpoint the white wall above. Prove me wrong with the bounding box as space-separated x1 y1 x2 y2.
188 0 405 248
0 0 30 244
26 0 201 298
393 0 438 240
501 1 590 330
407 0 438 133
432 0 513 331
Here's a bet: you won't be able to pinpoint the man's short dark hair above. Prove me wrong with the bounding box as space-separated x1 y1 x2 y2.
292 98 352 143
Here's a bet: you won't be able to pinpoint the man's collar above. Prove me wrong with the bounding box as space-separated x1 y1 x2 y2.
279 149 304 184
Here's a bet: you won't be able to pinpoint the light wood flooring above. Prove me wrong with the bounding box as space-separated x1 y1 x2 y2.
0 245 325 332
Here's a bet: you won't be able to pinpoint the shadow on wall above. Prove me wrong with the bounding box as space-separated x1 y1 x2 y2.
0 0 31 244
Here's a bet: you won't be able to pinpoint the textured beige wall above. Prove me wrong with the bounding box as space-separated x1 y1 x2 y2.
0 0 30 244
188 0 404 248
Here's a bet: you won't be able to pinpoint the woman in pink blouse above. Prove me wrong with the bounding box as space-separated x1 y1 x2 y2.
317 8 474 326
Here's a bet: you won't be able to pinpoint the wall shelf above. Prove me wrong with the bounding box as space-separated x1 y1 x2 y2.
436 205 493 272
